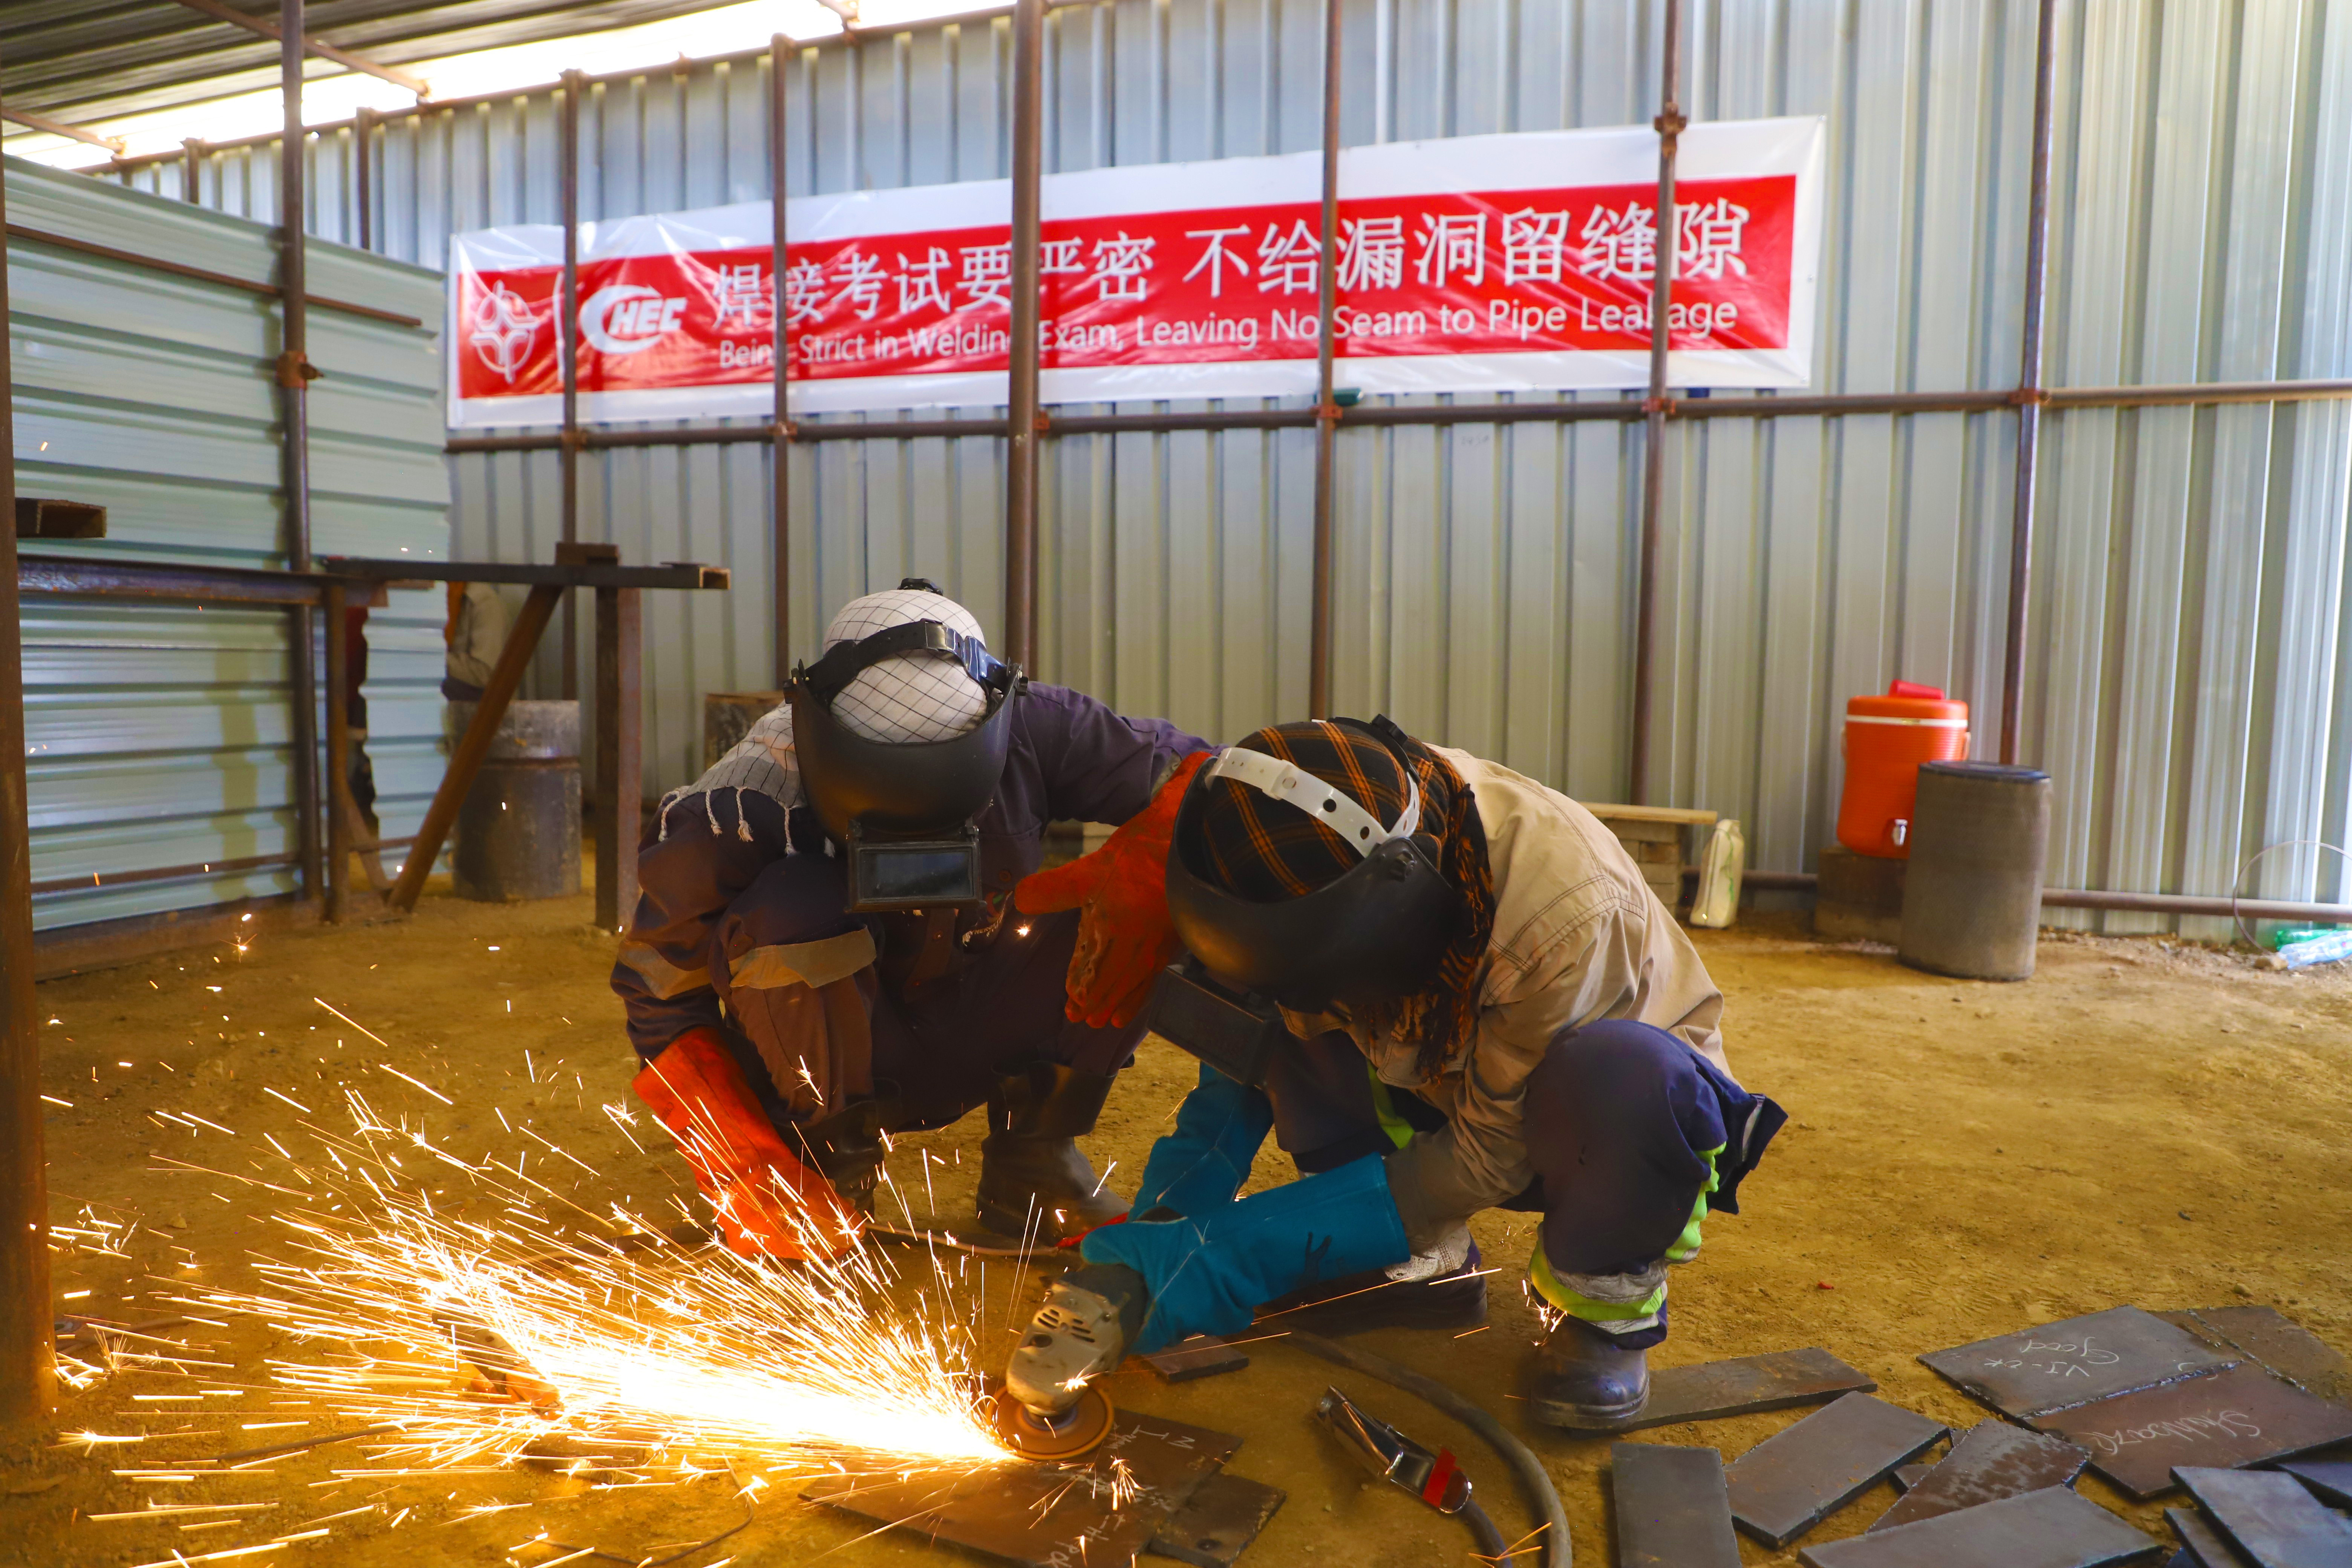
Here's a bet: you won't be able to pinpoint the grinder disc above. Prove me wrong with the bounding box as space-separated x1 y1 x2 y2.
992 1383 1114 1460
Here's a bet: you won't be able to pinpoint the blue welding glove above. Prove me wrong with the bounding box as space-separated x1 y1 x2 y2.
1129 1062 1275 1220
1079 1153 1410 1354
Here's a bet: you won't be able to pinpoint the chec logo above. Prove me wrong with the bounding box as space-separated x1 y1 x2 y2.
468 282 542 384
580 283 687 355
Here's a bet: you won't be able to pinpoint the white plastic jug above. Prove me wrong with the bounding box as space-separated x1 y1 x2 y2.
1688 819 1746 928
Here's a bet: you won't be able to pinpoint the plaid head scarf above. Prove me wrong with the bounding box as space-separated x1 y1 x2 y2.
1196 720 1496 1080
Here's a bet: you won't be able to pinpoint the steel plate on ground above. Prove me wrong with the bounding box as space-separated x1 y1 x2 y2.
2274 1459 2352 1508
1611 1442 1740 1568
1145 1472 1285 1567
1725 1393 1948 1548
805 1410 1240 1568
1145 1335 1250 1383
1869 1419 2089 1531
1585 1346 1877 1433
1920 1307 2239 1419
2026 1365 2352 1500
1796 1486 2160 1568
2184 1310 2352 1409
2165 1506 2256 1568
2173 1465 2352 1568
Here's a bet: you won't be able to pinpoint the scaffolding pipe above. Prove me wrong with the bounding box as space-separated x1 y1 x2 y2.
0 113 59 1430
559 69 584 703
353 107 372 251
771 34 793 685
1306 0 1342 720
2001 0 2058 766
1003 0 1045 670
1630 0 1683 806
280 0 322 907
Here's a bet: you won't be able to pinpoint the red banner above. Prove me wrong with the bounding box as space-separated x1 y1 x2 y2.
448 120 1824 426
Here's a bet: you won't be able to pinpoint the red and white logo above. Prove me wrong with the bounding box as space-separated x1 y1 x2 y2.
467 280 542 384
580 283 688 355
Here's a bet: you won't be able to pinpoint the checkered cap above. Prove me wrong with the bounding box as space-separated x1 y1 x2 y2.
821 587 991 744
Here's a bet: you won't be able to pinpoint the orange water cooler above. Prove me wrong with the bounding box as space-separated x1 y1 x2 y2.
1836 681 1970 858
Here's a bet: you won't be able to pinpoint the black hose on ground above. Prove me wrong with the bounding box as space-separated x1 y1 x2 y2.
1458 1500 1509 1560
1286 1329 1571 1568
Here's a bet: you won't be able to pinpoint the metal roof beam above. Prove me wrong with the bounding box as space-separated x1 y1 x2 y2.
164 0 430 98
0 105 121 153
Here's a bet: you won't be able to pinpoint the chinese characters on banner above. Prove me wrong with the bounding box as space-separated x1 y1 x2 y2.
447 118 1825 427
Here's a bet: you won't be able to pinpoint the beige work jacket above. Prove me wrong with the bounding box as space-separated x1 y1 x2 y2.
1369 748 1730 1227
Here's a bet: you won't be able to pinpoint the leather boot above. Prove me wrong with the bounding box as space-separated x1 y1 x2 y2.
977 1063 1128 1243
1530 1312 1651 1428
1254 1224 1487 1335
796 1097 888 1219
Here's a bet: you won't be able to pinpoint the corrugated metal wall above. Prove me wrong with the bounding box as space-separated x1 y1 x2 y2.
8 156 450 933
117 0 2352 934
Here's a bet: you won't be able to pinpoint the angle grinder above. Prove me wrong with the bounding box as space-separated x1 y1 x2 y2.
996 1263 1150 1460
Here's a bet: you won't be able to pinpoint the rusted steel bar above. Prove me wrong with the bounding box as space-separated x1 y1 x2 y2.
282 0 322 908
771 32 793 686
1630 0 1683 807
0 117 58 1428
559 69 585 704
1003 0 1046 669
594 585 643 934
165 0 430 96
2045 377 2352 408
17 554 350 604
2 224 420 326
330 557 727 589
388 583 562 911
182 138 206 202
352 107 372 251
1307 0 1343 720
0 104 121 152
2001 0 2058 767
324 579 351 922
28 851 302 897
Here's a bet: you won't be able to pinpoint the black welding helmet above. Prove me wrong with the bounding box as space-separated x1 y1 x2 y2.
786 580 1022 909
1163 717 1462 1017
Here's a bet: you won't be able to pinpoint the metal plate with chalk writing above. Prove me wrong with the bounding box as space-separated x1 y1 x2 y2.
2026 1364 2352 1500
1584 1346 1877 1433
1921 1307 2239 1418
1795 1485 2160 1568
1869 1419 2089 1531
805 1410 1240 1568
2173 1465 2352 1568
1612 1442 1741 1568
1725 1392 1948 1548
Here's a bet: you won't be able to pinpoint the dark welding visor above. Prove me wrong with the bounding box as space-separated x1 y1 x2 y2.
787 609 1021 908
1161 717 1462 1018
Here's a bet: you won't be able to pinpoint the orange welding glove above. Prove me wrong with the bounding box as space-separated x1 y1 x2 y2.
630 1027 862 1261
1016 750 1212 1031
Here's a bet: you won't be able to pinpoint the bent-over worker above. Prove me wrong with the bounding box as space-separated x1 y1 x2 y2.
1007 717 1784 1426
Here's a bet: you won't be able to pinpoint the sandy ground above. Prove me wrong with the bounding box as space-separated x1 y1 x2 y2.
5 886 2350 1568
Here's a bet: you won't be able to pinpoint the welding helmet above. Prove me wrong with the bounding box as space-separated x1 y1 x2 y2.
1148 717 1462 1085
787 580 1023 910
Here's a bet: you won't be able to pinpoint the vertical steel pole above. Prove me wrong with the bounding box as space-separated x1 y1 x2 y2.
2000 0 2058 766
281 0 322 904
1629 0 1683 807
182 138 205 204
0 128 60 1430
559 70 584 704
595 585 643 933
1307 0 1343 720
324 580 349 922
1004 0 1046 671
770 35 793 686
353 107 373 252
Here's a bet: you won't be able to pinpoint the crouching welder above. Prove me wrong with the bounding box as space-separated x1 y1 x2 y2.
1004 718 1784 1433
610 581 1208 1259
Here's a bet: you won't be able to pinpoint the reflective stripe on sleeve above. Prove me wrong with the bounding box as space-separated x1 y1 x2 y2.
727 927 878 992
617 941 712 1000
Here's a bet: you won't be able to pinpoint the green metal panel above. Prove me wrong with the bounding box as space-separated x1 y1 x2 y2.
5 156 450 934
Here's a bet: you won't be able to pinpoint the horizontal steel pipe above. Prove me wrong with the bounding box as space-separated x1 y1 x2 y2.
1680 867 2352 926
4 224 421 327
328 556 728 590
2045 377 2352 408
18 554 342 605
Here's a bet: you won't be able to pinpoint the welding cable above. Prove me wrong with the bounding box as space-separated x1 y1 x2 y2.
1287 1329 1571 1568
1458 1498 1509 1560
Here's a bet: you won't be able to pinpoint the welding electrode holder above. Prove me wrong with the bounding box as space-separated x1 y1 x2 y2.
1312 1385 1507 1559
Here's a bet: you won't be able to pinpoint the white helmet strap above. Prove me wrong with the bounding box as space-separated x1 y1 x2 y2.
1204 746 1421 860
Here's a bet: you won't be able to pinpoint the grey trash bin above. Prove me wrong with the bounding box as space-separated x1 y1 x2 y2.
1898 761 2052 981
449 699 582 901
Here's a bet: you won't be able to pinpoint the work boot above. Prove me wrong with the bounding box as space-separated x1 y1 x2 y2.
1529 1312 1651 1428
796 1097 888 1220
976 1063 1128 1243
1254 1222 1487 1335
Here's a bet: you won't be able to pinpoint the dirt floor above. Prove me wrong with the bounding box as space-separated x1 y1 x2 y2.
5 885 2350 1568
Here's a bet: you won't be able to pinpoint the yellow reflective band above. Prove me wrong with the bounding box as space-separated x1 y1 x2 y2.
1528 1245 1666 1323
1666 1143 1726 1265
1366 1062 1415 1151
